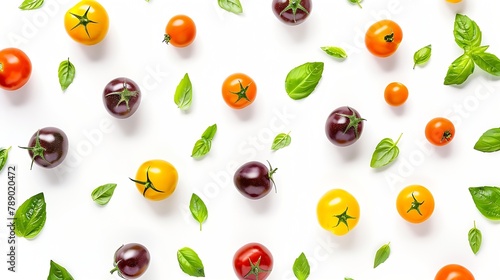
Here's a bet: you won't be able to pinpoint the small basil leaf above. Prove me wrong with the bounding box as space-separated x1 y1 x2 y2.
177 247 205 277
474 128 500 152
370 134 402 168
174 73 193 111
58 58 76 91
189 193 208 231
285 62 324 100
469 186 500 220
218 0 243 14
454 14 482 50
0 146 12 172
272 132 291 151
14 192 46 239
373 242 391 268
48 260 75 280
91 183 117 206
468 221 482 255
192 124 217 159
413 44 432 69
444 54 475 85
471 52 500 76
293 252 310 280
201 124 217 140
321 46 348 59
19 0 44 10
345 278 354 280
348 0 362 8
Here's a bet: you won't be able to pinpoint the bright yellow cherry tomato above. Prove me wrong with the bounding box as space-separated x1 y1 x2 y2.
130 159 178 201
317 189 360 236
64 0 109 45
396 185 435 224
446 0 462 3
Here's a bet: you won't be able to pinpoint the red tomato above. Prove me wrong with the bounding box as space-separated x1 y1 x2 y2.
233 242 273 280
435 264 475 280
0 48 32 91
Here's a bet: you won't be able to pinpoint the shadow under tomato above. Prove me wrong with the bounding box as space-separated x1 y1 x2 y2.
332 142 361 162
4 79 33 106
434 143 454 159
405 216 434 237
78 36 110 61
171 42 197 59
389 104 406 116
114 110 143 136
232 104 256 122
374 53 399 72
143 189 180 216
244 192 276 214
275 19 312 44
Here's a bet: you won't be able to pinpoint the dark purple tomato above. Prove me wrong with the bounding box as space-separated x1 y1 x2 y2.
19 127 69 169
234 161 277 200
103 77 141 119
111 243 150 279
325 106 365 147
272 0 312 25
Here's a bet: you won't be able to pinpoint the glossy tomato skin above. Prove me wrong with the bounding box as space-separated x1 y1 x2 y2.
164 14 196 48
425 117 455 146
396 185 435 224
272 0 312 25
384 82 408 106
130 159 178 201
112 243 150 279
435 264 475 280
365 19 403 57
64 0 109 45
103 77 141 119
234 161 277 200
233 242 273 280
21 127 69 169
0 48 32 91
325 106 365 146
222 73 257 109
317 189 360 236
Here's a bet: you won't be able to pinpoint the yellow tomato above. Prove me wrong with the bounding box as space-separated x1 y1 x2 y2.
396 185 435 224
317 189 360 236
130 159 178 201
64 0 109 45
446 0 462 3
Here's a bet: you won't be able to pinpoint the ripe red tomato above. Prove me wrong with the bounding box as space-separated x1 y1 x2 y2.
0 48 32 91
425 117 455 146
365 19 403 57
435 264 475 280
233 242 273 280
163 14 196 48
384 82 408 106
222 73 257 109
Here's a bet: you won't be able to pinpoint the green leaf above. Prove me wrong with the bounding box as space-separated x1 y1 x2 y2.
471 52 500 76
348 0 362 8
58 58 76 91
91 183 117 206
285 62 324 100
444 54 475 85
177 247 205 277
14 192 46 239
218 0 243 14
189 193 208 231
48 260 74 280
454 14 482 50
321 46 348 59
373 242 391 268
272 132 291 151
201 124 217 140
471 45 489 54
0 146 11 172
345 278 354 280
469 186 500 220
19 0 44 10
293 252 310 280
468 221 482 255
191 124 217 159
474 128 500 152
413 44 432 69
370 134 402 168
174 73 193 111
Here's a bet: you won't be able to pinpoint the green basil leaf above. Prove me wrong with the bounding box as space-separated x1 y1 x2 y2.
58 58 76 91
192 124 217 159
201 124 217 140
413 44 432 69
14 192 46 239
19 0 44 10
285 62 324 100
474 128 500 152
345 278 354 280
91 183 117 206
0 146 12 172
370 134 402 168
444 54 475 85
293 252 310 280
454 14 482 50
373 242 391 268
469 186 500 220
189 193 208 231
471 45 489 54
48 260 74 280
218 0 243 14
321 46 347 59
468 221 482 255
174 73 193 111
471 52 500 76
177 247 205 277
272 132 291 151
348 0 362 8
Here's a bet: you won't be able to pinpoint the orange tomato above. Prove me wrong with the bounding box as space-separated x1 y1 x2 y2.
446 0 462 3
384 82 408 106
365 19 403 57
425 117 455 146
163 15 197 48
396 185 435 224
221 73 257 109
435 264 475 280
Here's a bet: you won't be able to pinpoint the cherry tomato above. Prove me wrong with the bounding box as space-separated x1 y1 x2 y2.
129 159 178 201
272 0 312 25
233 242 273 280
0 48 32 91
425 117 455 146
111 243 150 279
163 15 196 48
446 0 462 3
325 106 365 147
317 189 360 236
19 127 69 170
396 185 435 224
365 19 403 57
64 0 109 45
103 77 141 119
222 73 257 109
435 264 475 280
234 161 277 200
384 82 408 106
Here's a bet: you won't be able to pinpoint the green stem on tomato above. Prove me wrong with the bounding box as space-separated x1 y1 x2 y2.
129 166 165 197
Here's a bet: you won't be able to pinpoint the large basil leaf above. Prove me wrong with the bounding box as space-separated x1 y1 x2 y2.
469 186 500 220
14 192 47 239
285 62 324 100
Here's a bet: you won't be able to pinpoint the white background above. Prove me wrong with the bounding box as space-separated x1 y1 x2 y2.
1 0 500 279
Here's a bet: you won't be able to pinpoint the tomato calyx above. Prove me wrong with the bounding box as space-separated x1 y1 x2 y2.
266 160 278 193
335 107 366 139
441 130 453 144
110 260 125 279
0 62 3 72
279 0 309 23
407 192 425 216
243 256 271 280
18 130 51 170
384 32 395 43
129 166 165 197
105 81 139 110
333 206 356 231
230 80 253 104
162 34 172 45
70 5 98 39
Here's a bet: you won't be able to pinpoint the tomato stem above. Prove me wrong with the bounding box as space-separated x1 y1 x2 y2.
162 34 171 45
230 80 252 104
280 0 309 23
384 32 395 43
266 160 278 193
0 62 3 72
441 130 453 143
335 107 366 140
110 259 125 279
406 192 425 216
129 166 165 197
18 130 52 170
70 5 98 39
243 256 271 280
333 206 356 231
105 80 139 111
